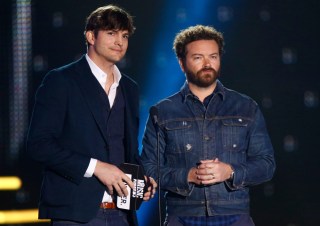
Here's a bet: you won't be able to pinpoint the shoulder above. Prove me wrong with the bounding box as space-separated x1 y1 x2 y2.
154 91 182 108
42 56 85 84
222 86 262 119
150 91 185 123
224 86 258 106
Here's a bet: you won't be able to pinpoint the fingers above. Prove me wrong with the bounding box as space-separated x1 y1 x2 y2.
195 172 217 186
196 170 216 182
106 178 128 197
114 174 135 197
95 162 135 197
150 177 157 197
199 158 220 168
114 183 129 197
143 192 151 201
201 179 216 185
143 176 158 201
196 160 231 184
97 162 159 200
122 174 134 189
147 177 157 197
200 159 214 164
150 177 157 189
197 163 214 170
197 158 221 177
196 162 217 184
113 184 122 197
196 167 214 176
107 185 114 195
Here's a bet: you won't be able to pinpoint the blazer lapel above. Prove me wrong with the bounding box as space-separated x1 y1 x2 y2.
72 56 109 143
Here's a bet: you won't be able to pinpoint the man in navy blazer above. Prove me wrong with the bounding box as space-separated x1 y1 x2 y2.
27 5 156 226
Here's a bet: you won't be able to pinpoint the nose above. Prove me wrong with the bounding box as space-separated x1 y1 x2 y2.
115 35 123 46
203 57 211 68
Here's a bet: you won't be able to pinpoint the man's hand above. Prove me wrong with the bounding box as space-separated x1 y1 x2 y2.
93 160 134 197
143 176 157 201
188 167 202 185
189 158 233 185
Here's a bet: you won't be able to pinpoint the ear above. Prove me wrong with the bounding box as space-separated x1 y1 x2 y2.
178 58 185 73
85 31 95 46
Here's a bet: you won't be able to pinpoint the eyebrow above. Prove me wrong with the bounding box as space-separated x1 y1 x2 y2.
190 53 219 56
113 29 130 35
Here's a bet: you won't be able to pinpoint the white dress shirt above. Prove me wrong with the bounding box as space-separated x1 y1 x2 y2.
84 54 122 202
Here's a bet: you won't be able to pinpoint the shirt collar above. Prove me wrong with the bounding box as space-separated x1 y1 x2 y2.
85 54 122 86
180 79 225 102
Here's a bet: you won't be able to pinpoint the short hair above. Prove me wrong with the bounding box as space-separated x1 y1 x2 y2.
84 5 135 45
173 25 224 59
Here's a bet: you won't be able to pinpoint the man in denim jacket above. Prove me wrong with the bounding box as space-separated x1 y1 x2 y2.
141 25 275 226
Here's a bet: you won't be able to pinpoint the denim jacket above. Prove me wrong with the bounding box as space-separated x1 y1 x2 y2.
141 80 275 216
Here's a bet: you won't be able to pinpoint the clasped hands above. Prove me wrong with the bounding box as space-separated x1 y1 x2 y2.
94 160 157 201
188 158 233 186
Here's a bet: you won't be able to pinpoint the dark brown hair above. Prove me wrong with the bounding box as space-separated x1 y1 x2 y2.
173 25 224 59
84 5 135 45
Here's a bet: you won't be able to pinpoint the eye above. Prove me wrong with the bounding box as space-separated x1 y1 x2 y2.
193 56 202 60
210 54 219 60
107 31 115 36
123 34 129 39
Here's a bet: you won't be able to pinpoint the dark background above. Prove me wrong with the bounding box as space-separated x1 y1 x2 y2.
1 0 320 225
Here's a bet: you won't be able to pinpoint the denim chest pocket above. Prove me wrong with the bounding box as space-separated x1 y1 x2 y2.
221 117 249 152
164 120 195 153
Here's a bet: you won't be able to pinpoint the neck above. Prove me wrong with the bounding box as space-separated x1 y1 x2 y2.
188 81 217 102
87 51 114 76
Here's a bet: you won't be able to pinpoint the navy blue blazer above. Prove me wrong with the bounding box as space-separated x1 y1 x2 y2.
27 55 140 223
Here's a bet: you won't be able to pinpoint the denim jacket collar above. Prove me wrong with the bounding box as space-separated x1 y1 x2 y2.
180 79 225 103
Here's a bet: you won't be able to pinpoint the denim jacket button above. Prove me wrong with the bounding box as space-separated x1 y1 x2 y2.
186 144 192 151
204 135 210 141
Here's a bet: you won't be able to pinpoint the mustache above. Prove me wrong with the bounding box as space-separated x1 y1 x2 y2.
199 67 216 73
